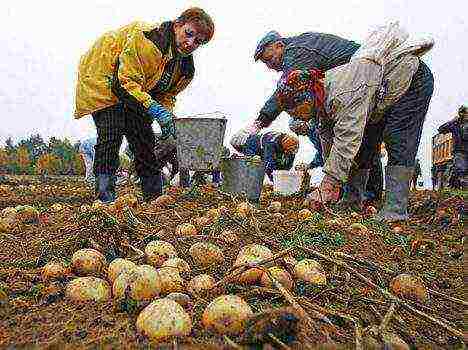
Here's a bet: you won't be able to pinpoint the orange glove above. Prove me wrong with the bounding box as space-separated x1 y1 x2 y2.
318 174 341 203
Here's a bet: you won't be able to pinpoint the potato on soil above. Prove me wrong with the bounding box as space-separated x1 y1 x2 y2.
390 273 428 302
42 261 71 281
136 298 192 343
297 209 312 221
236 202 252 218
156 267 184 294
145 241 177 267
267 201 282 213
202 295 253 335
175 223 197 236
189 242 224 267
260 266 294 290
113 265 161 302
65 277 111 303
234 244 273 284
107 258 137 282
187 274 217 297
71 248 107 276
151 194 175 207
294 259 327 285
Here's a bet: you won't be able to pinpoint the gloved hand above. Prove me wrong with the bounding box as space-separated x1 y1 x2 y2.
147 102 176 139
318 174 341 203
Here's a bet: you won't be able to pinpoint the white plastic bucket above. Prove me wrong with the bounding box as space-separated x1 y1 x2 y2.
273 170 304 195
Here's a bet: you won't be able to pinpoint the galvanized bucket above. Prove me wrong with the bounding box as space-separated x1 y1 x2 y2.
220 156 265 202
175 114 227 171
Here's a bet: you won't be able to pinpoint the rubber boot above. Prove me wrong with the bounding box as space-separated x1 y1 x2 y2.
140 172 163 202
375 166 413 222
179 169 191 188
339 169 370 210
96 174 116 203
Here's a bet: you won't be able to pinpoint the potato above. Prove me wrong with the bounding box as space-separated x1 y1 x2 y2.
297 209 312 222
156 267 184 294
136 298 192 342
202 295 253 335
113 265 161 301
294 259 327 285
188 274 216 297
79 204 91 213
175 223 197 236
192 216 211 231
260 266 294 290
51 203 63 212
65 277 111 303
71 248 107 276
1 207 16 218
390 273 428 302
162 258 191 275
0 217 14 233
108 258 137 282
267 201 282 213
151 194 175 208
42 261 71 281
206 208 221 222
218 230 240 245
349 223 368 234
15 205 39 224
145 241 177 267
236 202 252 218
114 193 138 211
91 200 105 211
234 244 273 284
189 242 224 267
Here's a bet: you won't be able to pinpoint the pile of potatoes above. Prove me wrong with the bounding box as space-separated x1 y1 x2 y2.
0 205 40 232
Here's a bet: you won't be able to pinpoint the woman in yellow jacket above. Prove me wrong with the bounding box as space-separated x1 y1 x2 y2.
74 8 214 202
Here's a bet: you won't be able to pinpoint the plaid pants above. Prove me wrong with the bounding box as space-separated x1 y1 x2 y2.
92 103 160 178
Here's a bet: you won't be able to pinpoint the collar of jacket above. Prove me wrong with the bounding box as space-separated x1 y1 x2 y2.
143 21 195 80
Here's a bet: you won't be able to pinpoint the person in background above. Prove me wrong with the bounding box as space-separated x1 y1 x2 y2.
288 118 324 170
73 8 215 203
230 129 299 182
438 105 468 189
410 158 421 191
248 22 434 222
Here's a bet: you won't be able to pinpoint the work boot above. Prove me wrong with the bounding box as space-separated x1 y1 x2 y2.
179 169 191 188
338 169 370 210
375 166 413 222
96 174 116 203
140 173 163 202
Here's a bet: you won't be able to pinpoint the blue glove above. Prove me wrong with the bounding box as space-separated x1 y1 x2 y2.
147 102 176 139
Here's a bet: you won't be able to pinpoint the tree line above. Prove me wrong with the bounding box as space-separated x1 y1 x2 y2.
0 134 84 176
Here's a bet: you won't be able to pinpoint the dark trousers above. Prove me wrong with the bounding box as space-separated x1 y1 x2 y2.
92 103 160 179
355 60 434 169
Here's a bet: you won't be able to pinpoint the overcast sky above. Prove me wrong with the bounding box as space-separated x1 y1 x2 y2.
0 0 466 186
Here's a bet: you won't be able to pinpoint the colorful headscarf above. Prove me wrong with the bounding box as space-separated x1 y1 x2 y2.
276 68 325 121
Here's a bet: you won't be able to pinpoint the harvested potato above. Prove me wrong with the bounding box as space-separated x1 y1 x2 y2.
151 194 175 207
175 223 197 236
218 229 240 245
294 259 327 285
42 261 71 281
113 265 161 301
390 273 428 302
15 205 39 224
236 202 252 218
114 193 138 211
202 295 253 335
145 241 177 267
234 244 273 284
297 209 312 221
71 248 107 276
187 274 216 297
267 201 282 213
260 266 294 290
189 242 224 267
136 298 192 342
156 267 184 294
65 277 111 303
107 258 137 282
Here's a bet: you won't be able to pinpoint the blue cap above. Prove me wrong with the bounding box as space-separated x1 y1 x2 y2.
254 31 281 61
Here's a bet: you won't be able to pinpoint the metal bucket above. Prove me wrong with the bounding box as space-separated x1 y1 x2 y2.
175 113 227 171
220 156 265 202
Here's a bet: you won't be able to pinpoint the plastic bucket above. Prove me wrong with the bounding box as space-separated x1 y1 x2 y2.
273 170 303 195
220 156 265 202
175 113 227 171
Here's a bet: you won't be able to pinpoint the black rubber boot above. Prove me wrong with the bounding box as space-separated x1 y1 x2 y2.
96 174 116 203
140 172 163 202
339 169 370 210
179 169 191 188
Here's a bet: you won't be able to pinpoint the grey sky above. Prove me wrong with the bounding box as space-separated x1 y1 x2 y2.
0 0 466 186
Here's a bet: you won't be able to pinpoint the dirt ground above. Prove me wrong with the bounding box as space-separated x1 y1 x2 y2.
0 175 465 349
